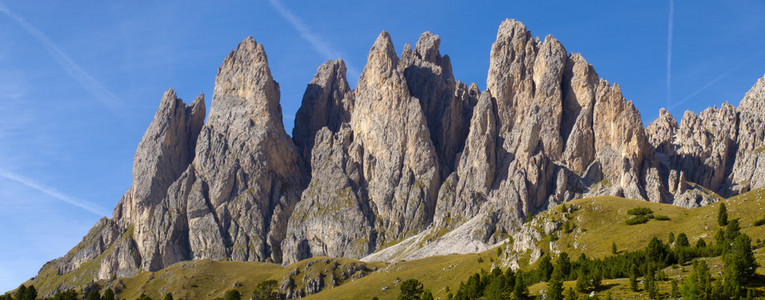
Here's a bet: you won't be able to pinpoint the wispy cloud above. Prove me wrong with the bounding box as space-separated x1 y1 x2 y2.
670 53 760 110
666 0 674 107
265 0 361 80
0 2 125 112
0 169 110 217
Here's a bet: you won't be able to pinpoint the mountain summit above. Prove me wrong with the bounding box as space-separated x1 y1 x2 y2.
30 19 765 295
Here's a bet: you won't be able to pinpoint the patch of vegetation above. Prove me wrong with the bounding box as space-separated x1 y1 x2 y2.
625 215 649 225
753 145 765 154
627 207 653 216
654 215 671 221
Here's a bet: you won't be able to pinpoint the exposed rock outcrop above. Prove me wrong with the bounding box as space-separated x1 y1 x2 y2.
31 19 765 296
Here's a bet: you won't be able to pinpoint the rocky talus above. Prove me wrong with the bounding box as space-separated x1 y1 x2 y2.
32 19 765 296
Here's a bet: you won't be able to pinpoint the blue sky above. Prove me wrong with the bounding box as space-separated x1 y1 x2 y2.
0 0 763 291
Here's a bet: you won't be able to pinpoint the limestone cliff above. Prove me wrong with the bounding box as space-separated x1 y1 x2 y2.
31 19 765 296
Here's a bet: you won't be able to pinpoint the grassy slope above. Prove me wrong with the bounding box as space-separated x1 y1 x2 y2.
309 189 765 299
26 189 765 299
517 188 765 299
113 257 386 300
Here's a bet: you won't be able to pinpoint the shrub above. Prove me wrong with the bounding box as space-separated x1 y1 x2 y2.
626 215 649 225
627 207 653 216
753 216 765 226
654 215 670 221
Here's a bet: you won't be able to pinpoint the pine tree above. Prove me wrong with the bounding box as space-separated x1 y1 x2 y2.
398 279 424 300
539 255 554 281
644 268 658 299
556 252 571 279
718 202 728 226
576 268 589 293
547 270 564 300
670 279 679 299
13 285 27 300
611 242 617 255
252 280 279 300
484 274 508 300
223 289 241 300
565 287 577 300
102 288 116 300
86 288 102 300
421 290 434 300
513 274 529 300
695 238 707 249
668 232 675 244
682 260 711 299
723 234 758 297
726 219 741 241
629 264 639 292
676 233 690 248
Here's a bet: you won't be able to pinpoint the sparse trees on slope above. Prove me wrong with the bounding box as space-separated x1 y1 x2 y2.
513 273 529 300
398 279 425 300
675 233 690 248
629 264 639 292
53 289 79 300
723 233 758 297
681 260 711 300
13 285 37 300
102 288 116 300
718 202 728 226
547 268 564 300
252 280 278 300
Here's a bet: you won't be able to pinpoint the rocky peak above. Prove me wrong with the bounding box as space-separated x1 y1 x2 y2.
646 108 679 155
292 59 354 164
127 89 205 210
358 31 400 90
32 20 765 296
210 36 282 131
738 74 765 110
415 31 441 63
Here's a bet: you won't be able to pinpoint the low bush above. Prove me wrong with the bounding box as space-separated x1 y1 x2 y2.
626 215 649 225
627 207 653 216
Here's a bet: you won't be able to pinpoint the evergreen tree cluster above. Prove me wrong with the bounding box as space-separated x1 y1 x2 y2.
446 205 759 299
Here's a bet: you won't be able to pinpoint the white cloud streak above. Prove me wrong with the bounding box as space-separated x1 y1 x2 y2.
0 169 110 217
265 0 361 80
670 53 759 110
666 0 674 107
0 2 125 112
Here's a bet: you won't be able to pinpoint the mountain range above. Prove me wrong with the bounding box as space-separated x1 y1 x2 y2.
27 18 765 296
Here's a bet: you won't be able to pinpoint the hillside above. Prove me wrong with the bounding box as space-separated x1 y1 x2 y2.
21 188 765 299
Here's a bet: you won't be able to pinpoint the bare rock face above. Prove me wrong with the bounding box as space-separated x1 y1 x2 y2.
284 32 445 263
646 108 679 155
292 59 354 165
34 21 765 295
185 37 305 263
645 75 765 204
731 76 765 191
349 31 441 245
433 19 652 241
400 32 477 176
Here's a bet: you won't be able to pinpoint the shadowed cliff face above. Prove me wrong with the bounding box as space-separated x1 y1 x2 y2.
31 19 765 296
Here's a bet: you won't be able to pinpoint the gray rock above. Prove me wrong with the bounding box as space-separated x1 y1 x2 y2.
32 21 765 296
